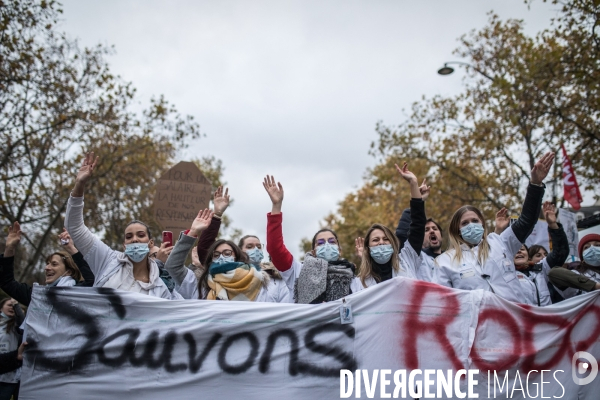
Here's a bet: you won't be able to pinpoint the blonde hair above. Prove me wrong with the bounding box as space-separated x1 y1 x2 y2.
447 205 490 266
357 224 400 288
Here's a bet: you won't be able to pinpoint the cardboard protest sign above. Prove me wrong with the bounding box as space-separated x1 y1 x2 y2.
153 161 212 234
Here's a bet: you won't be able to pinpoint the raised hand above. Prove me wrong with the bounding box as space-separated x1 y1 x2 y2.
191 208 214 236
191 249 203 269
72 151 99 197
213 186 230 217
355 237 364 259
530 152 555 185
494 207 510 235
543 201 558 229
5 221 22 253
17 341 28 361
395 162 418 184
263 175 284 214
157 242 173 263
395 162 421 199
419 178 431 201
59 228 78 255
75 152 99 185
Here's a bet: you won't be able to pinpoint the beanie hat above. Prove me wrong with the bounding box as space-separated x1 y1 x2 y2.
578 234 600 259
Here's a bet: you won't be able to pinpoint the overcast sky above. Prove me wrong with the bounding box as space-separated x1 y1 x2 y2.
60 0 562 258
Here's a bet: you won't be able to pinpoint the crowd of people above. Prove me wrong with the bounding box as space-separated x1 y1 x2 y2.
1 150 599 399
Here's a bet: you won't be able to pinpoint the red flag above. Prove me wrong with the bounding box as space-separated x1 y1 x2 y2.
561 144 583 210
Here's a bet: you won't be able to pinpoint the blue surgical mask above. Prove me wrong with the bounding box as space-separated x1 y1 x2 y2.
246 247 264 264
460 223 484 245
583 246 600 267
316 243 340 262
124 243 150 263
370 244 394 264
213 255 235 265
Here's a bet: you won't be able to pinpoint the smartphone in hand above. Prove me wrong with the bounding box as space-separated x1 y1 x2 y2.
162 231 173 246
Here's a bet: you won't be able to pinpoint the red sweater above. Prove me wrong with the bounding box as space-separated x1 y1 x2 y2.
266 212 294 272
196 216 222 265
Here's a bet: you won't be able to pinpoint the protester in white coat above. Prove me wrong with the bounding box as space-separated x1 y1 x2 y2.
434 152 554 303
512 202 569 306
549 233 600 299
165 209 289 303
351 162 425 292
64 152 174 299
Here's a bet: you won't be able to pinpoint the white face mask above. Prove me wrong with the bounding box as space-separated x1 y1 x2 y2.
583 245 600 267
213 255 235 265
124 243 150 262
316 243 340 262
246 247 264 264
460 223 484 245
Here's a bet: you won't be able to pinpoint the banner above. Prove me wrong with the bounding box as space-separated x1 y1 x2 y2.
561 144 583 211
20 279 600 399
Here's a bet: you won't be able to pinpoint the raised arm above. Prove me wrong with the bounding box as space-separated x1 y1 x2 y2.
543 203 570 268
264 175 293 272
395 163 425 256
167 208 213 286
494 208 510 235
59 228 95 286
509 152 554 244
395 208 411 250
64 152 106 258
196 186 228 264
0 222 32 305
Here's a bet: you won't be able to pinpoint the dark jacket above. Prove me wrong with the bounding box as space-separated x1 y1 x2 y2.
548 267 597 293
196 216 222 266
0 350 21 374
395 204 437 258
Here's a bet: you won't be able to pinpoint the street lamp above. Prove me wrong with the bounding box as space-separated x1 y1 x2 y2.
437 61 495 82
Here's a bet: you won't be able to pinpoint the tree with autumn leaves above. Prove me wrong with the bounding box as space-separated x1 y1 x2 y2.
312 0 600 264
0 1 229 281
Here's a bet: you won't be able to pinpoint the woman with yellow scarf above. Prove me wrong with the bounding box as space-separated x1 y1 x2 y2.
164 209 289 302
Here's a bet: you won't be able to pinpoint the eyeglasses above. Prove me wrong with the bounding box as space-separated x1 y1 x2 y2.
213 249 234 260
315 238 338 247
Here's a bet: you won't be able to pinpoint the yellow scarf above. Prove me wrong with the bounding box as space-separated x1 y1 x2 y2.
207 264 264 301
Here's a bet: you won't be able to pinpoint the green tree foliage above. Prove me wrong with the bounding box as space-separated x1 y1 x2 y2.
0 0 204 280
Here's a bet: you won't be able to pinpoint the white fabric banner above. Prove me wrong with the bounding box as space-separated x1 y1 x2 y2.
20 278 600 399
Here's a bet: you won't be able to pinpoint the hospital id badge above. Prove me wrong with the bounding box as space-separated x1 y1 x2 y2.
459 264 476 279
502 258 514 272
340 299 353 324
